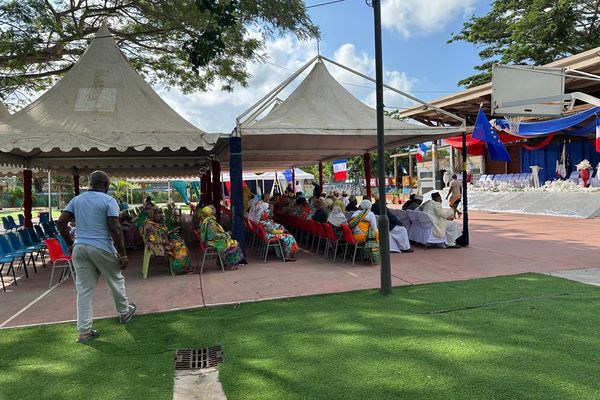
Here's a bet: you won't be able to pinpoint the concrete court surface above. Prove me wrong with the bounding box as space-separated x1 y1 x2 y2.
1 210 599 329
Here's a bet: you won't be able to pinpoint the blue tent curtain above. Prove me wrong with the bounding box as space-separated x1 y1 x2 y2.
170 181 189 204
520 139 600 183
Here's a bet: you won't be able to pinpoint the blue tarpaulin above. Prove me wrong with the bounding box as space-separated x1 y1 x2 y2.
190 181 201 201
170 181 189 204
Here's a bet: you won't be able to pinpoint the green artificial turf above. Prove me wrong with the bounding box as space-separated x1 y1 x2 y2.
2 273 600 400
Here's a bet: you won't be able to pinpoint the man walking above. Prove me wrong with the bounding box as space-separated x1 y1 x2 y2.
58 170 136 343
446 174 462 218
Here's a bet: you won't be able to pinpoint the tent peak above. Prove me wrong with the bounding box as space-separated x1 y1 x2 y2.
95 21 112 38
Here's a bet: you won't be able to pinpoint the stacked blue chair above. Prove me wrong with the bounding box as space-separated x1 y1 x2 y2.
18 214 25 227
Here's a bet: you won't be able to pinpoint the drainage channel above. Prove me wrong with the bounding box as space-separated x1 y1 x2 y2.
172 345 227 400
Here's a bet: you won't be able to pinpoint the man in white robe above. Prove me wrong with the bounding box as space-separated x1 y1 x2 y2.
421 192 462 248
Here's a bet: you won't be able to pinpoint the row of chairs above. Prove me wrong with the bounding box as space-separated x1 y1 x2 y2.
274 214 367 265
0 221 73 291
2 214 25 232
476 173 533 188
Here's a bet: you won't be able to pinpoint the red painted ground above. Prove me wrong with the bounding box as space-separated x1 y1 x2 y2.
1 211 599 329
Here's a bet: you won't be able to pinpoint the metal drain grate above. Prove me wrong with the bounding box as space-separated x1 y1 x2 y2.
174 345 224 370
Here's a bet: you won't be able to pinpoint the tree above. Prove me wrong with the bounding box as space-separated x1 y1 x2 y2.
449 0 600 88
110 179 140 202
0 0 319 107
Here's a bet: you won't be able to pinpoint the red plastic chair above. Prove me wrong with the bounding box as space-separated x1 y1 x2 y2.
322 223 341 262
255 224 285 262
340 224 365 266
193 230 224 273
44 238 74 288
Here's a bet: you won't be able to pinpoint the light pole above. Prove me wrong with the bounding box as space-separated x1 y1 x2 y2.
369 0 392 295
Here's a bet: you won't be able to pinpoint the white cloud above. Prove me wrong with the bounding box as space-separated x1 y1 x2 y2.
381 0 477 38
157 37 416 133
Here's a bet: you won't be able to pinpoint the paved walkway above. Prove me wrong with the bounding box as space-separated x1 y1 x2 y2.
1 211 599 329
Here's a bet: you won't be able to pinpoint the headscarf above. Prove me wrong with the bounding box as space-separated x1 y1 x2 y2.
315 197 325 209
247 198 259 221
327 200 347 226
324 198 333 208
257 202 271 221
360 199 372 211
199 205 215 222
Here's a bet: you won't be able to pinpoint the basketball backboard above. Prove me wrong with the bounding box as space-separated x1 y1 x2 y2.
491 65 566 117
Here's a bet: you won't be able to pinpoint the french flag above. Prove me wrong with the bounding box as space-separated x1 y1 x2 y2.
596 116 600 153
332 159 347 181
415 143 428 163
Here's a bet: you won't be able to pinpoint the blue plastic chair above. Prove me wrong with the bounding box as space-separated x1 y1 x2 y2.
56 235 71 256
39 212 49 224
34 225 47 240
42 223 55 239
27 227 44 246
7 232 38 273
49 221 58 235
18 214 25 227
2 217 12 232
0 252 17 291
7 216 20 230
19 230 46 268
0 236 29 278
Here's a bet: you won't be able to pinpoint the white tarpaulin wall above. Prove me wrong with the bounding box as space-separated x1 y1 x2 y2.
221 58 464 170
0 23 223 176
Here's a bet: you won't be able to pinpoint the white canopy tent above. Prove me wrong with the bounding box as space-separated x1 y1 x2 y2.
222 56 465 170
0 23 224 177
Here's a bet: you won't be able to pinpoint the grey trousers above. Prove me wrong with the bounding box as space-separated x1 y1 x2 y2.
72 244 130 334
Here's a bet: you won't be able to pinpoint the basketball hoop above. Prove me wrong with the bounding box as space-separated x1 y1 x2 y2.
504 116 524 135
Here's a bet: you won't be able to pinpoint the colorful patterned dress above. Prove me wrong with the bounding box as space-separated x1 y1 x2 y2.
143 220 191 271
259 210 299 257
348 210 380 264
200 215 243 267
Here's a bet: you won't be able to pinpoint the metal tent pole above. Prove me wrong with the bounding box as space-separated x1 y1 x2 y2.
372 0 391 295
461 130 470 246
48 170 52 218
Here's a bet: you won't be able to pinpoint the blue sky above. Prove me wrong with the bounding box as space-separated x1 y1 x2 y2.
308 0 490 101
159 0 492 132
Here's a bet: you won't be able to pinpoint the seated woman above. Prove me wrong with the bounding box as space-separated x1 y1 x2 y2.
311 198 330 223
257 203 299 261
345 196 359 212
294 197 312 220
142 207 191 273
198 205 245 269
120 214 142 250
327 200 347 238
348 200 380 264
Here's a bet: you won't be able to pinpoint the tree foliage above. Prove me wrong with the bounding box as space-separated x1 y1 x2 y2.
449 0 600 88
0 0 318 106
